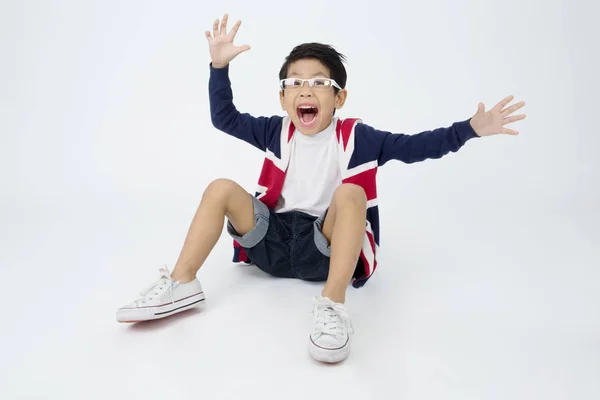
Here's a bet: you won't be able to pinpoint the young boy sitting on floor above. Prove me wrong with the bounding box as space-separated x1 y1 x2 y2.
116 14 526 364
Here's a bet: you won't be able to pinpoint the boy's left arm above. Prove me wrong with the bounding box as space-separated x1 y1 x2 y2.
362 95 526 165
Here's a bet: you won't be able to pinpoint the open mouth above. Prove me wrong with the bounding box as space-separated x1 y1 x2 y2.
297 104 319 127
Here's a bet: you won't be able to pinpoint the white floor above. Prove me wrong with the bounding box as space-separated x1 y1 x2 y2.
1 186 598 400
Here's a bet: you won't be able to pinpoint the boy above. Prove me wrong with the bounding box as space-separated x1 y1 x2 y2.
116 14 526 363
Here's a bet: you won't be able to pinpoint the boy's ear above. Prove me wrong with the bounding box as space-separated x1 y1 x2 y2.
279 90 285 110
335 89 348 109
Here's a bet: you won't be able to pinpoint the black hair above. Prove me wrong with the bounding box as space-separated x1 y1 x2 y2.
278 43 347 94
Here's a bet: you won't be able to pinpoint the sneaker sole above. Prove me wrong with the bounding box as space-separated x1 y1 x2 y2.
308 336 351 363
117 292 205 323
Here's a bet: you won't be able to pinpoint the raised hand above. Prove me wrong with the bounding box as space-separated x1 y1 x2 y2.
469 95 526 137
205 14 251 68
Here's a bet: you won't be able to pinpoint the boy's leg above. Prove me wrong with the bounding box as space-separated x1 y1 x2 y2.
170 178 256 282
307 183 366 363
320 183 367 303
116 178 256 322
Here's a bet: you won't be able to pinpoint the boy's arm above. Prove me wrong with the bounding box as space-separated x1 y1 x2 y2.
205 14 282 151
209 63 282 151
358 95 526 165
359 119 479 166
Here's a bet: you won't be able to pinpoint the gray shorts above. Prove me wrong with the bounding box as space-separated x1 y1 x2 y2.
227 197 332 281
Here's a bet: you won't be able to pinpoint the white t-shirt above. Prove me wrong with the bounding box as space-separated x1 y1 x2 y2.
274 120 341 217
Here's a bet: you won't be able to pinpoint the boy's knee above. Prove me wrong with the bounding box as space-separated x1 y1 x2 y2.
333 184 367 208
203 178 239 203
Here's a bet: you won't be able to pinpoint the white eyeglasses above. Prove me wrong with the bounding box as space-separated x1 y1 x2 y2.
279 77 342 90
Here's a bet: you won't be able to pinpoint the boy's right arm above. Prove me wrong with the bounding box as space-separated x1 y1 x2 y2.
209 63 282 151
206 14 281 151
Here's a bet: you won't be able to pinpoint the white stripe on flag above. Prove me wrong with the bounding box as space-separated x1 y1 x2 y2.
361 231 375 276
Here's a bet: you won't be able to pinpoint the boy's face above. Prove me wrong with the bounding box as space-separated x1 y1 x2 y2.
279 59 347 135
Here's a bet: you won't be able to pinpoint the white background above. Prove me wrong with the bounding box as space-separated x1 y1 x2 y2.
1 0 599 399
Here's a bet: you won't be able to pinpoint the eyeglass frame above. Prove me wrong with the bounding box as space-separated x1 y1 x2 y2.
279 77 343 91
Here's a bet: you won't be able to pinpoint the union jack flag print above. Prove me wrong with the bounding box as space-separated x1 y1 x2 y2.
209 64 479 289
232 116 379 288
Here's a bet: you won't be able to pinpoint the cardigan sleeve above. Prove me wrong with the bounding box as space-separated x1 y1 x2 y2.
355 120 480 166
208 63 282 151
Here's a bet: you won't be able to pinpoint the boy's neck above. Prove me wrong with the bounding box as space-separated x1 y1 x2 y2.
296 118 335 137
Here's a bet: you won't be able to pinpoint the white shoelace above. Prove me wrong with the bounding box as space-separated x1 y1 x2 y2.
135 266 175 306
312 297 354 340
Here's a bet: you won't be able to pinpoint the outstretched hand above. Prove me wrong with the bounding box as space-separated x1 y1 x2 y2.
470 95 526 137
205 14 251 68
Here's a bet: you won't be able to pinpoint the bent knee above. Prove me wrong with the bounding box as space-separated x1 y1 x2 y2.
203 178 241 203
333 183 367 207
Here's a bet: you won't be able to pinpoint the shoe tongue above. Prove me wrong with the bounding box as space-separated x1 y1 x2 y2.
320 306 338 320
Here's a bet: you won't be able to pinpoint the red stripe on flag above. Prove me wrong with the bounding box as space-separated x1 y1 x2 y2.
366 230 377 274
287 122 295 142
342 167 378 201
340 119 353 151
359 251 371 278
238 246 248 262
257 158 286 208
233 240 249 262
339 118 361 151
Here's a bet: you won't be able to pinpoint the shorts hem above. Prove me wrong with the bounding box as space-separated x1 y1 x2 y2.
313 208 331 257
227 196 270 248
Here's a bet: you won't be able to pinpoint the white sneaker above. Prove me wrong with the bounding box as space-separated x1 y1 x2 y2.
308 296 354 363
116 267 205 323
